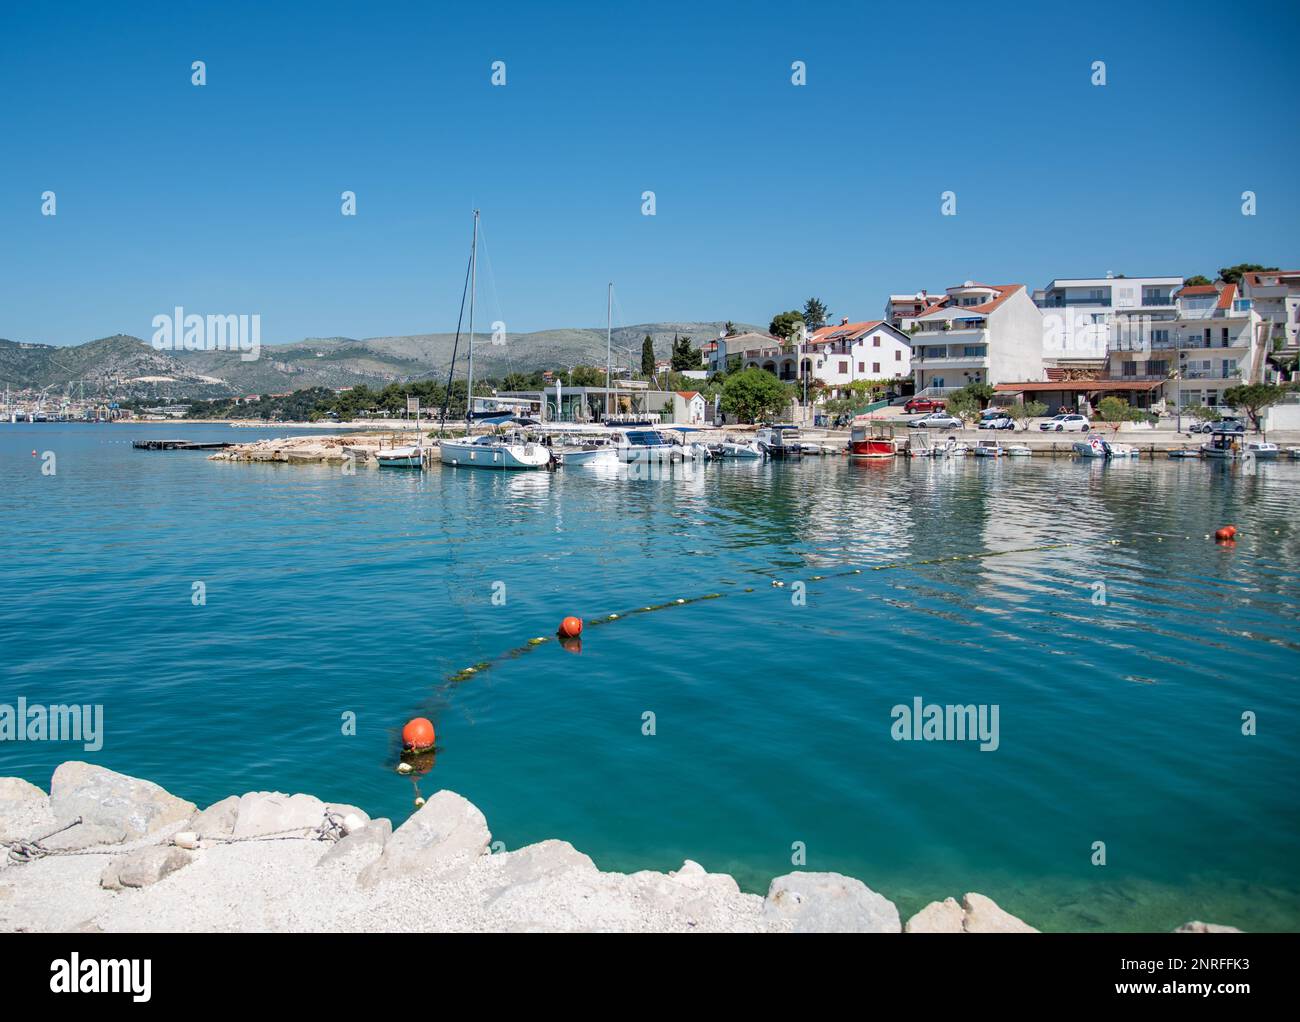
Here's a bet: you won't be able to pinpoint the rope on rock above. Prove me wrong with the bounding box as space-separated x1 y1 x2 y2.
2 810 348 865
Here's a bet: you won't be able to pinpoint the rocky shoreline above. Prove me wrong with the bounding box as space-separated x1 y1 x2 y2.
0 764 1239 933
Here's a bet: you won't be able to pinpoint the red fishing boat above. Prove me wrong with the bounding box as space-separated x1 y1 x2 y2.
848 421 898 460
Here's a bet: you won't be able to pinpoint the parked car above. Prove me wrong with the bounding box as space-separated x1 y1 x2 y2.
1189 417 1245 434
978 410 1015 430
1038 413 1090 432
904 397 945 414
908 411 963 429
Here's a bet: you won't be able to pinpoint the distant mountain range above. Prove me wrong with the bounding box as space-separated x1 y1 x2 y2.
0 323 753 401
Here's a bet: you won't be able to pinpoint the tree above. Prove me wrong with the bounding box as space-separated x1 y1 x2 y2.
802 298 829 330
1187 404 1222 425
723 321 740 337
1223 382 1287 432
640 334 655 377
1184 275 1213 287
1218 264 1278 286
769 310 804 343
960 382 996 408
1094 395 1142 435
1010 399 1047 430
946 390 981 425
720 367 792 423
670 335 703 371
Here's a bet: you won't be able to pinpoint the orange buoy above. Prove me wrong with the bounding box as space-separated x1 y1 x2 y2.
1214 526 1235 542
402 717 435 751
558 616 583 638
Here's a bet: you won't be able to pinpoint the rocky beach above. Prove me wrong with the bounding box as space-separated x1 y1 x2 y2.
1 764 1246 934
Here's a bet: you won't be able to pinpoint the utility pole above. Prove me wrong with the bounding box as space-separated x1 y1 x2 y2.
606 282 613 421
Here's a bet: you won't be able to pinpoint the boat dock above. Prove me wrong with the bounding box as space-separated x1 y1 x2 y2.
132 439 235 451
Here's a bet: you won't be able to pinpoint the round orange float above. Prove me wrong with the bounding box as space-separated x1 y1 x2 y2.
558 616 583 638
1214 526 1235 542
402 717 435 751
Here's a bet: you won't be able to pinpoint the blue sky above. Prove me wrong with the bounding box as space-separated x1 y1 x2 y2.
2 0 1297 346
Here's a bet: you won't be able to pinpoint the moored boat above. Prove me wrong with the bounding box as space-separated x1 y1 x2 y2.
1243 440 1279 459
972 439 1003 458
1073 434 1111 459
375 445 424 468
849 422 898 459
756 424 804 459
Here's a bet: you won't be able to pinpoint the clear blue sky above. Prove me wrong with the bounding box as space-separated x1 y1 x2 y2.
2 0 1297 346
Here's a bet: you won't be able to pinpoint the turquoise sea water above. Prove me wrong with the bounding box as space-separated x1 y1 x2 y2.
2 423 1298 931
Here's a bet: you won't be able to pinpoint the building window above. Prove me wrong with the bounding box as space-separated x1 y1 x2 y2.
1122 361 1137 377
838 361 848 374
1221 328 1229 347
1148 360 1168 375
894 350 902 361
873 336 881 347
857 362 864 372
872 362 880 373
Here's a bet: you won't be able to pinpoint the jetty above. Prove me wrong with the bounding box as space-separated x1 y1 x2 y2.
132 439 234 451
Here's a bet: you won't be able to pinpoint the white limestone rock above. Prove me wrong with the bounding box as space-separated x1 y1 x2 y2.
906 896 966 933
764 872 901 933
189 796 240 839
101 846 196 890
317 818 392 870
1175 921 1244 933
0 777 52 842
49 762 195 842
229 792 368 839
960 892 1038 933
358 791 489 888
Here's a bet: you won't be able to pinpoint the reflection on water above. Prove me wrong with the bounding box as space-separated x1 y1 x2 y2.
2 424 1299 930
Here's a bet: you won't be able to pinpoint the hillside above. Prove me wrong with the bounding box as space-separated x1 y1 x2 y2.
1 323 750 400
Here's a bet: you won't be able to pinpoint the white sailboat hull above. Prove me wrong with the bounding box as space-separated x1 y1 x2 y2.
439 439 551 470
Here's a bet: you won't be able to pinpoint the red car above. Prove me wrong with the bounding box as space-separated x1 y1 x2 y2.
904 397 945 413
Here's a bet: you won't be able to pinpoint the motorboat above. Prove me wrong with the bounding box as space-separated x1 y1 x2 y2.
972 439 1004 458
1072 434 1112 459
375 445 424 468
756 424 804 459
1200 431 1241 459
720 438 763 459
1243 440 1279 460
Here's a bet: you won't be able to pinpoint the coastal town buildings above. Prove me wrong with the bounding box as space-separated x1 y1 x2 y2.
1238 269 1300 354
1032 274 1183 370
901 282 1044 397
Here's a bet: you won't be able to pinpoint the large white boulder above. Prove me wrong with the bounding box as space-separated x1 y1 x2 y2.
358 791 490 888
229 792 368 839
49 762 195 842
101 846 195 890
763 872 901 932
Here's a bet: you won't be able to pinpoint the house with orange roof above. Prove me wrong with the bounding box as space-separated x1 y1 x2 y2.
906 281 1045 397
672 389 706 424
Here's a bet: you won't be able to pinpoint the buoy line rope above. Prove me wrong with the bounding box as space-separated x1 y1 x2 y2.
437 541 1080 689
3 811 348 865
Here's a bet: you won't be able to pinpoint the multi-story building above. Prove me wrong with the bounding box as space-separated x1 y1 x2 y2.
1238 269 1300 356
885 291 942 328
1032 274 1183 369
903 282 1044 396
1106 282 1264 409
709 322 911 399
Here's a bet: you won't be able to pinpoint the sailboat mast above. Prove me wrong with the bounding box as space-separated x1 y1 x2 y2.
606 282 613 420
466 209 479 428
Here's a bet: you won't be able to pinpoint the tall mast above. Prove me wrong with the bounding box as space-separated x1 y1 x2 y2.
606 282 613 419
466 209 479 428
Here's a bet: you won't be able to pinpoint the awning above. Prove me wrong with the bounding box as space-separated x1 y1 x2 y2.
995 380 1165 393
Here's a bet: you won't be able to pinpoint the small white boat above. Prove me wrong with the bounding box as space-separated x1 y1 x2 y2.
1200 433 1239 459
972 439 1003 458
1108 442 1139 458
558 445 619 468
1005 444 1031 456
720 439 763 459
1287 448 1300 460
375 445 424 468
1073 435 1110 458
1243 440 1279 459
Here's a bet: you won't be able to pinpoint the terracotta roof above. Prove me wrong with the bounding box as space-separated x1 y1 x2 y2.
1177 285 1218 296
1242 270 1300 288
917 285 1022 319
808 320 885 344
676 390 701 400
1215 283 1237 310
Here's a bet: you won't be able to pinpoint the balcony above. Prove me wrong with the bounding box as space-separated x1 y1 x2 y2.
1035 297 1109 308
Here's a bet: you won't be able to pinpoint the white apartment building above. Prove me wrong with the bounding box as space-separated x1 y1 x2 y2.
1032 274 1183 365
1106 283 1264 408
1238 269 1300 353
904 282 1044 395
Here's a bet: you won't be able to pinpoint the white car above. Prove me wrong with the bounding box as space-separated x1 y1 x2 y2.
908 412 963 429
1039 413 1090 433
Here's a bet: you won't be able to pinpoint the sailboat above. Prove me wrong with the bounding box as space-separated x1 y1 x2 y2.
439 211 551 471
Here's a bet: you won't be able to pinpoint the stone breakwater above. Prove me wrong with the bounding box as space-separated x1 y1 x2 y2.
0 765 1239 933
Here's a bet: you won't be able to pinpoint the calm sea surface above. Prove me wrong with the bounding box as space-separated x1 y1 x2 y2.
2 423 1298 930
